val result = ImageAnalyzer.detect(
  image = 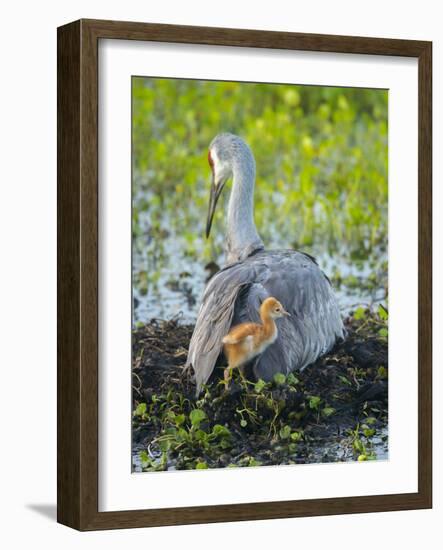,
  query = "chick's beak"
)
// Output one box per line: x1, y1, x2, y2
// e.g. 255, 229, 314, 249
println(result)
206, 175, 224, 238
282, 308, 291, 317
